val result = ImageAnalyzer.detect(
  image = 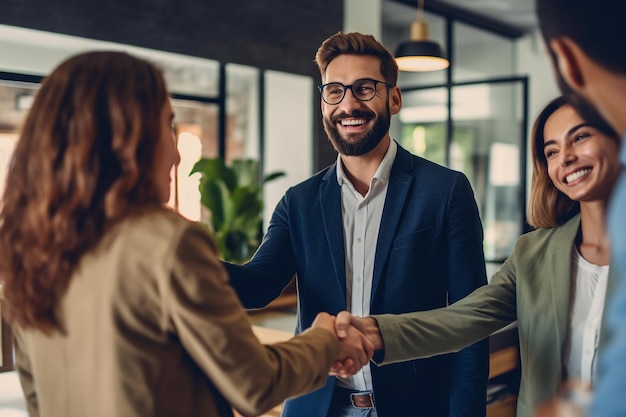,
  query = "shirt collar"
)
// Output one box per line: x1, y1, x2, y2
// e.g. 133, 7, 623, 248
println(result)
336, 139, 398, 186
